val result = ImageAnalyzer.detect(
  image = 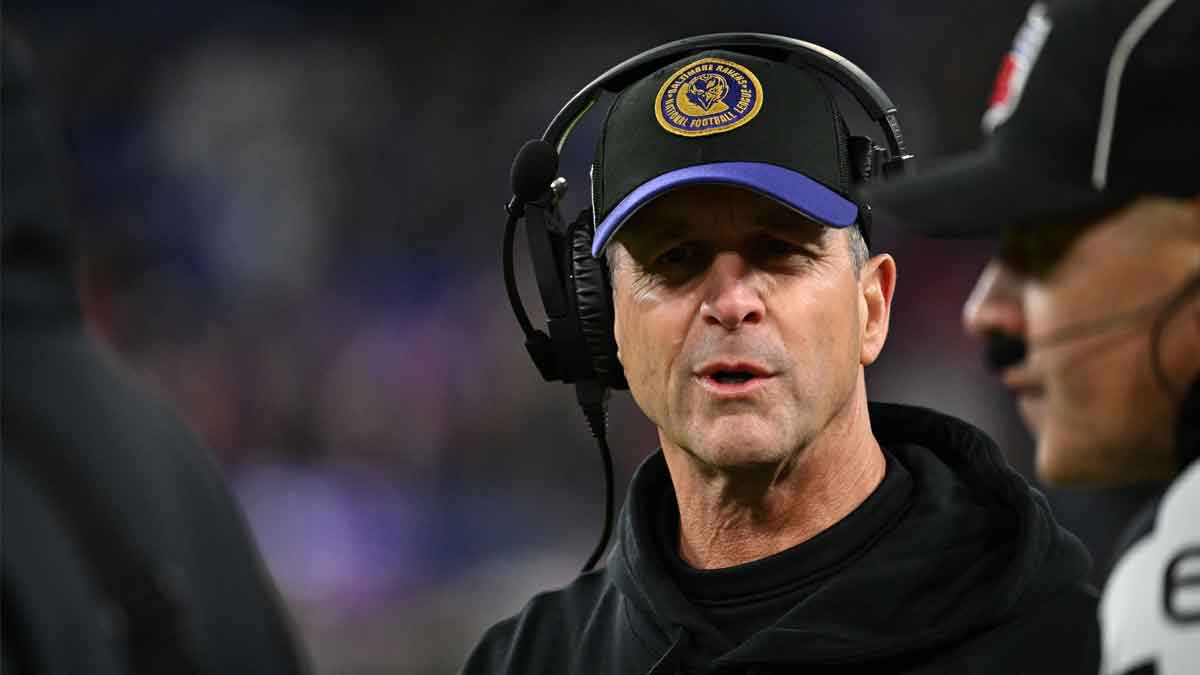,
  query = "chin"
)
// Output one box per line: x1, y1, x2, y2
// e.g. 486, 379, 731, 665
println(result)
1035, 449, 1104, 488
1033, 426, 1111, 487
689, 419, 792, 469
1034, 430, 1167, 489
